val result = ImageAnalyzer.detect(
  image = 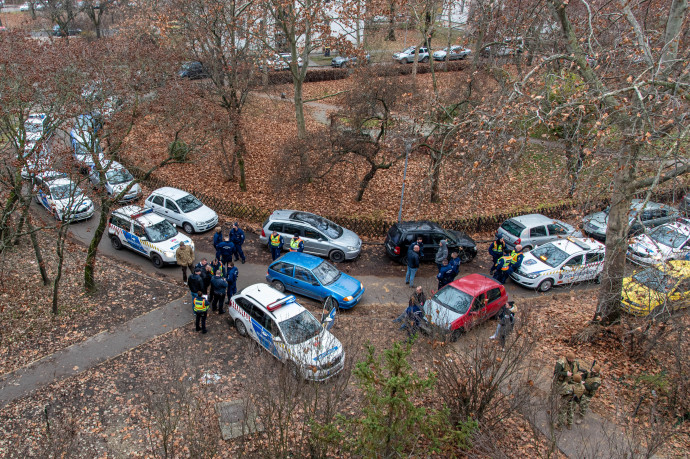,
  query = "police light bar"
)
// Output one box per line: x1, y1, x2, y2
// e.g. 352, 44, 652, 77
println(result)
266, 295, 296, 311
131, 208, 154, 219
